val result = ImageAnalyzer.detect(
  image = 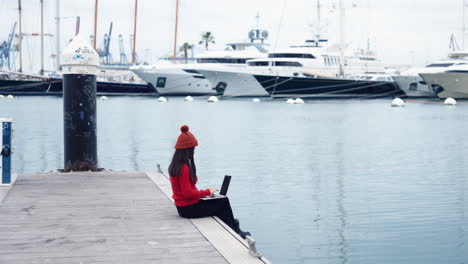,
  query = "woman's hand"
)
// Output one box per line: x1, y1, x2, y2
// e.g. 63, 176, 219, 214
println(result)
208, 187, 218, 196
